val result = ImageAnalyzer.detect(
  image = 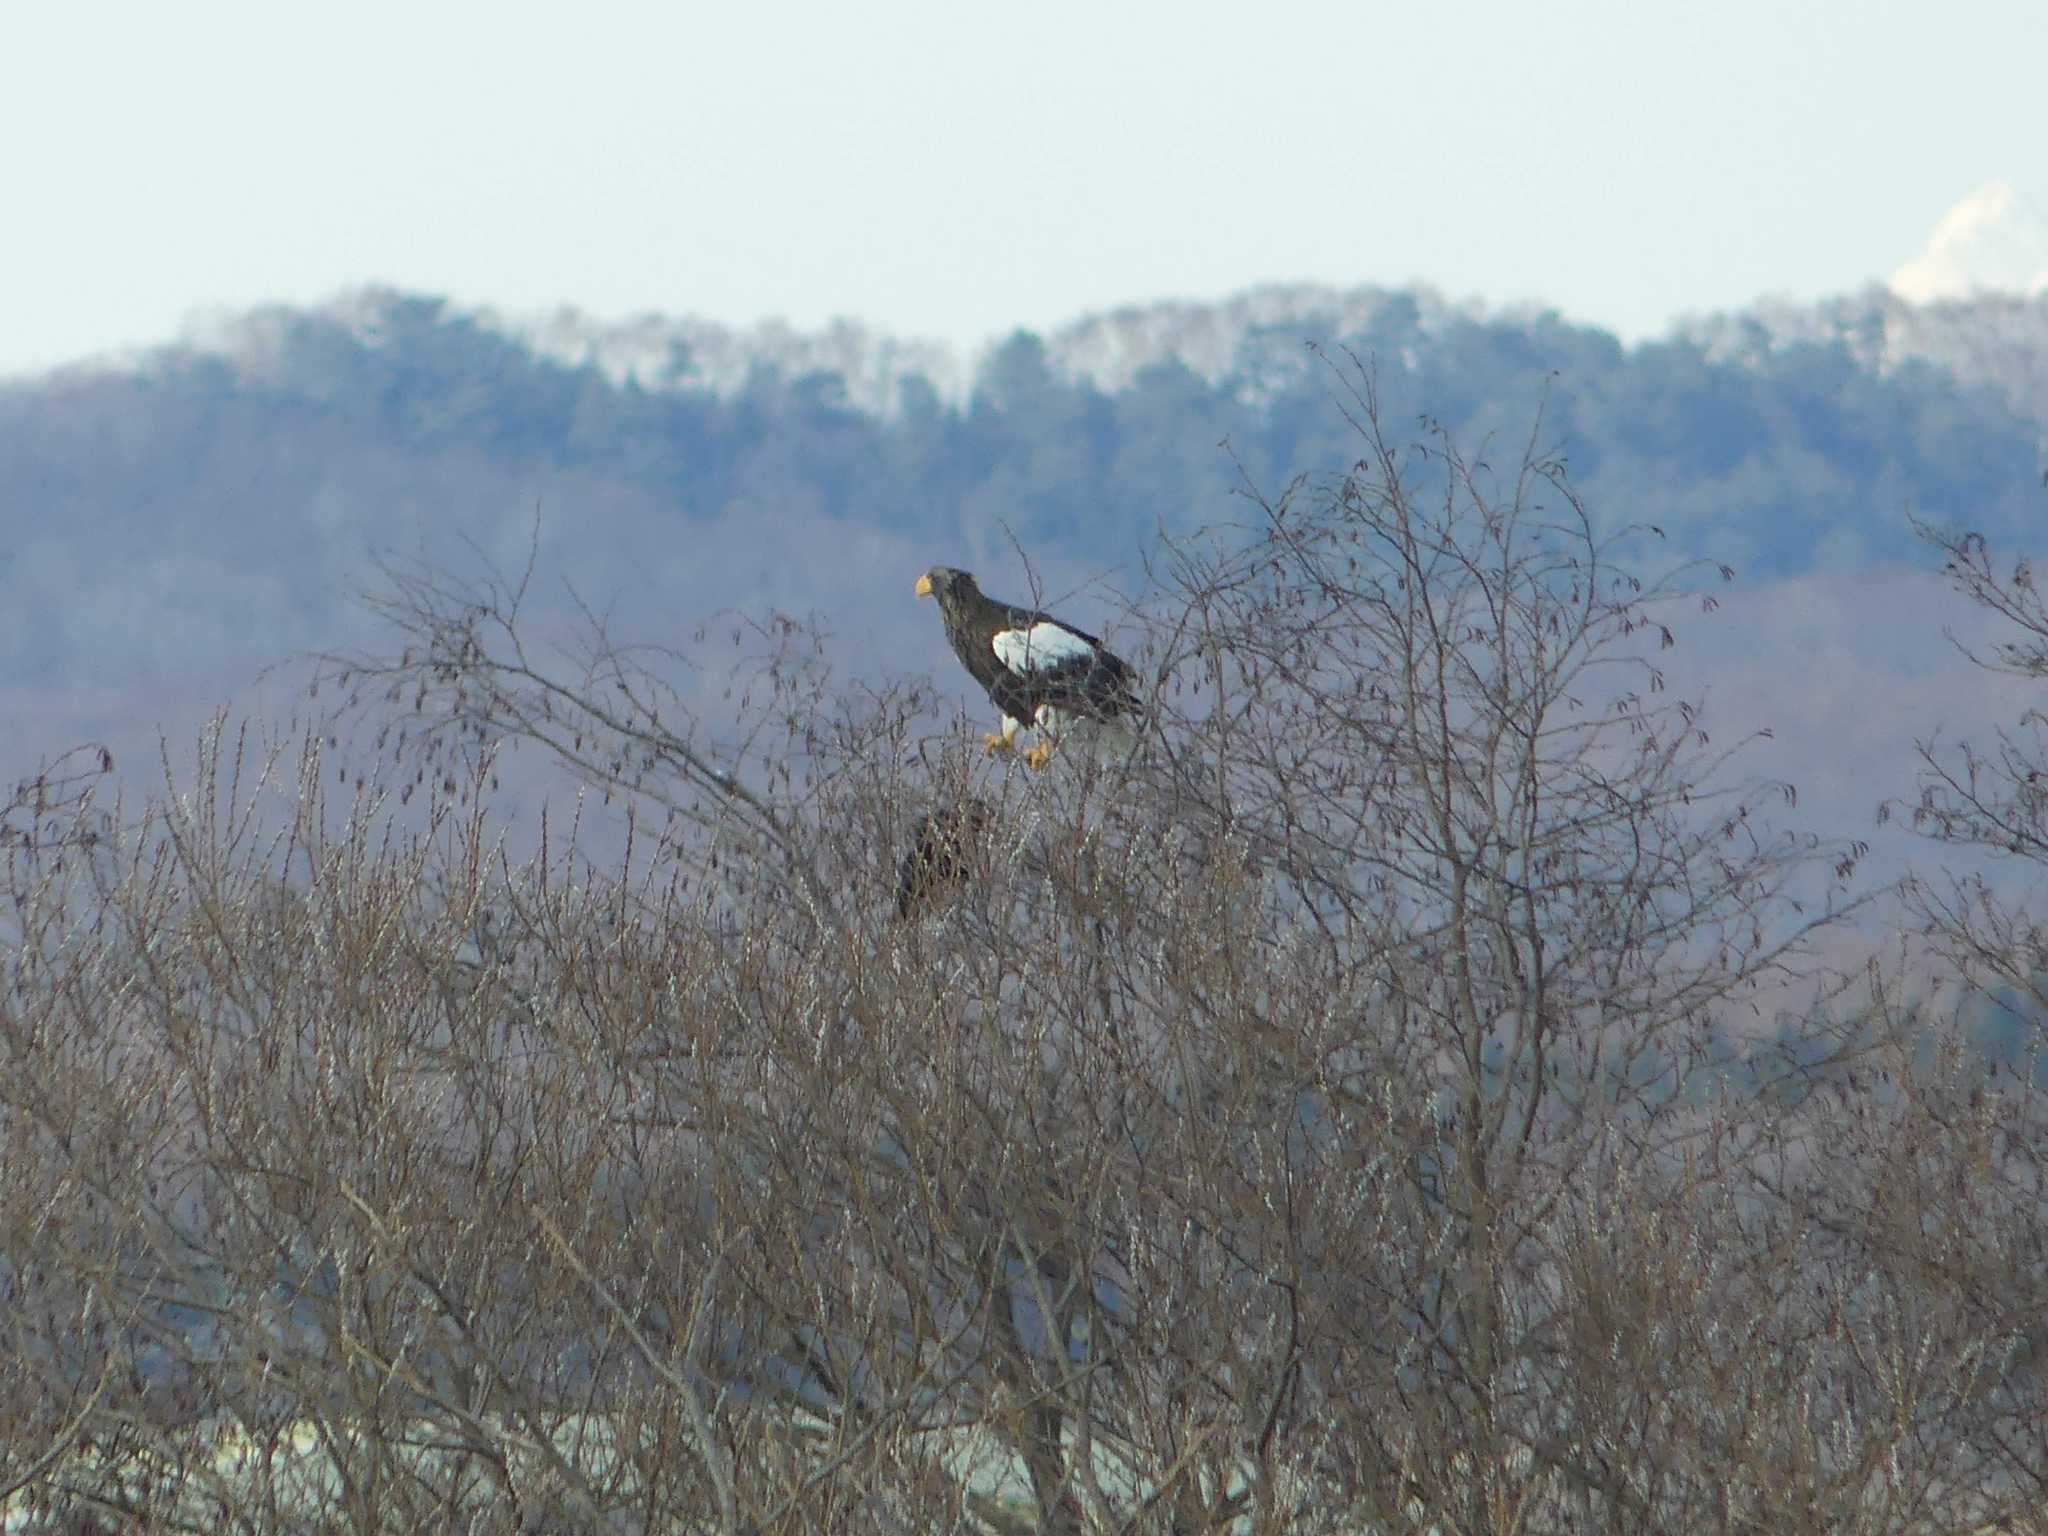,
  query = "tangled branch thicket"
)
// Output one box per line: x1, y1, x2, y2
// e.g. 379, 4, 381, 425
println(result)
2, 377, 2042, 1535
